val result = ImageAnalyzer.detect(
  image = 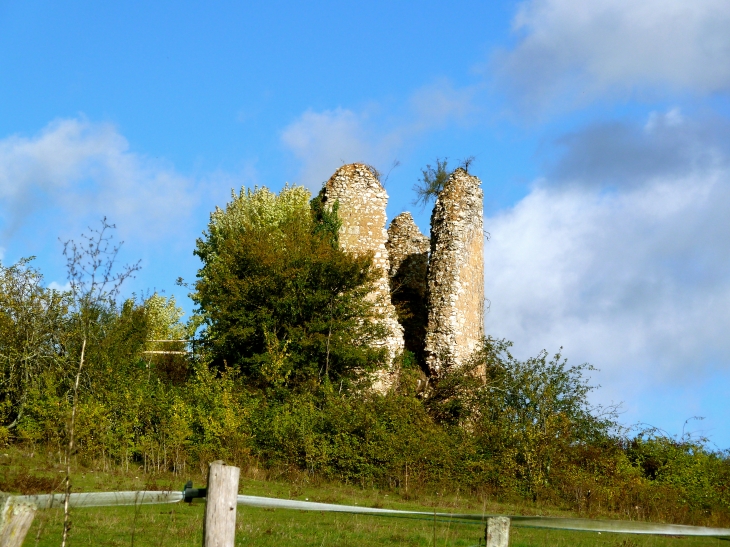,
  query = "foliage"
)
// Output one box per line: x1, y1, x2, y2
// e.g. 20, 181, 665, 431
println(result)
310, 193, 342, 245
627, 431, 730, 512
145, 293, 189, 341
426, 337, 618, 496
412, 156, 475, 207
193, 185, 388, 392
195, 184, 312, 265
1, 198, 728, 530
0, 258, 69, 429
412, 158, 451, 207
